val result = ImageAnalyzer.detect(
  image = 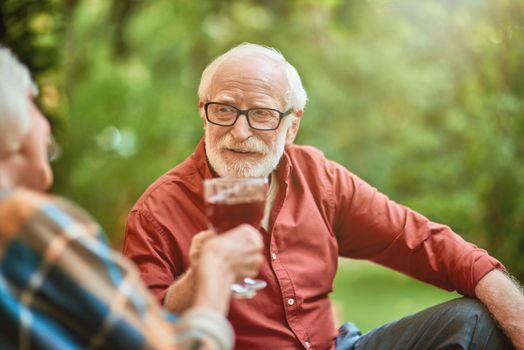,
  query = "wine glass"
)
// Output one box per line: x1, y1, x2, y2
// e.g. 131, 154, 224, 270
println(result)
203, 177, 268, 298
